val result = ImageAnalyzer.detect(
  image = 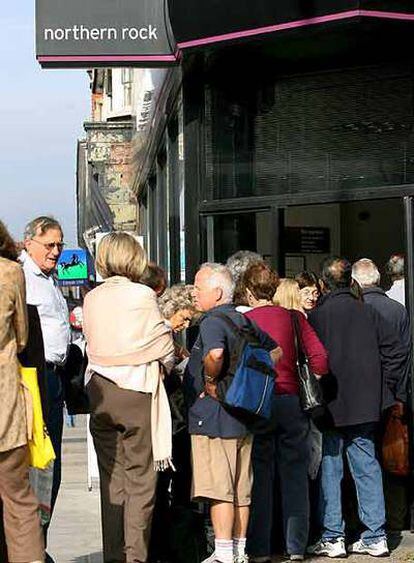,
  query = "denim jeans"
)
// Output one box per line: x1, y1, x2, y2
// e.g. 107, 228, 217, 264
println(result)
247, 395, 310, 557
320, 423, 386, 544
